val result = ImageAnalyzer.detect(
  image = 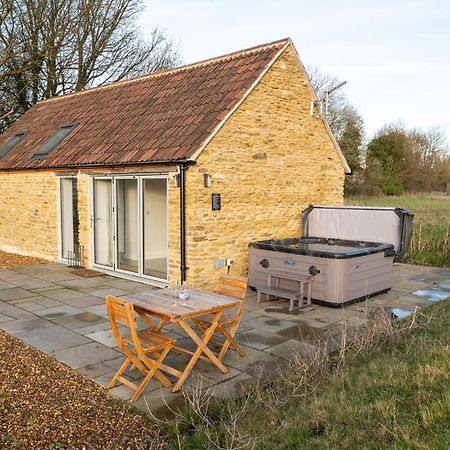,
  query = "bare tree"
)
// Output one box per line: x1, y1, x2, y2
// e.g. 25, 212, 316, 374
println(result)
0, 0, 180, 131
307, 66, 365, 182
